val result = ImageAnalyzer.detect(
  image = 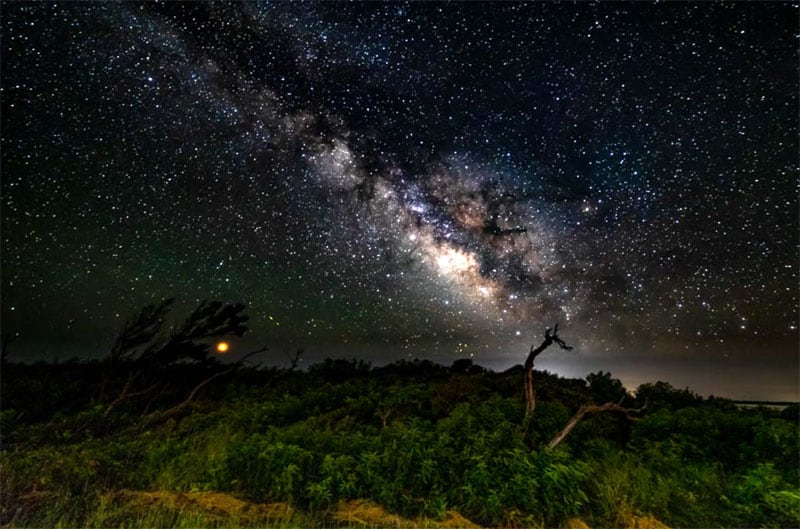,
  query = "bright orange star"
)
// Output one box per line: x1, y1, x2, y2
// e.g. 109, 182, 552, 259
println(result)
215, 341, 230, 353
